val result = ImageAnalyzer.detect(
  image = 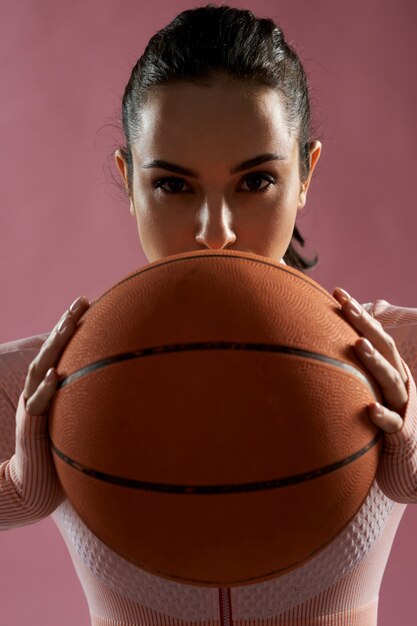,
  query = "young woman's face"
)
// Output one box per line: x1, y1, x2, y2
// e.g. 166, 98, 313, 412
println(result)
115, 76, 321, 264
